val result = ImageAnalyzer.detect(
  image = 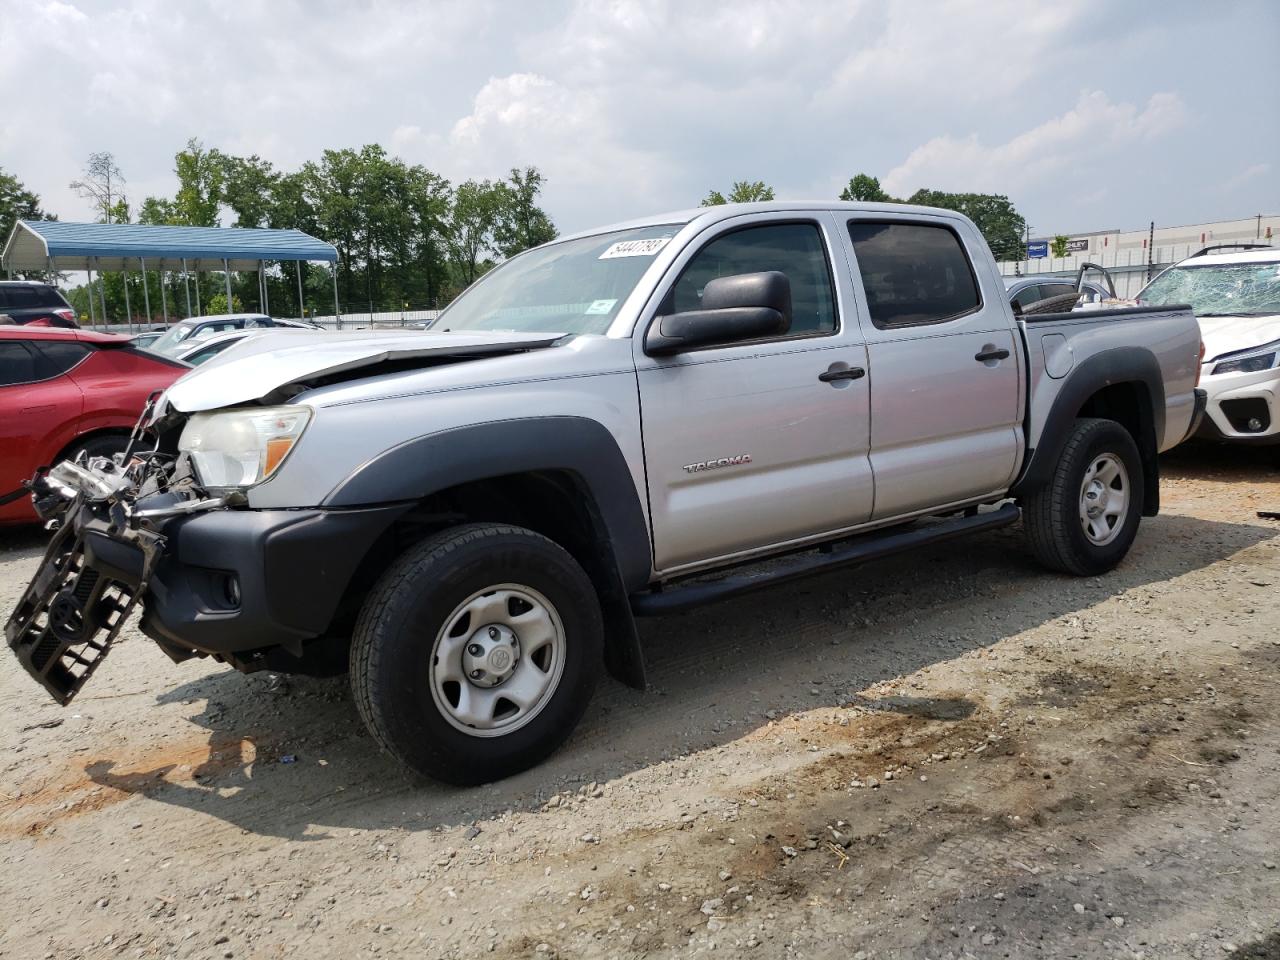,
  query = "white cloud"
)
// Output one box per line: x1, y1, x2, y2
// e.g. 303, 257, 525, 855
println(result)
0, 0, 1275, 238
1220, 162, 1271, 194
882, 91, 1189, 198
